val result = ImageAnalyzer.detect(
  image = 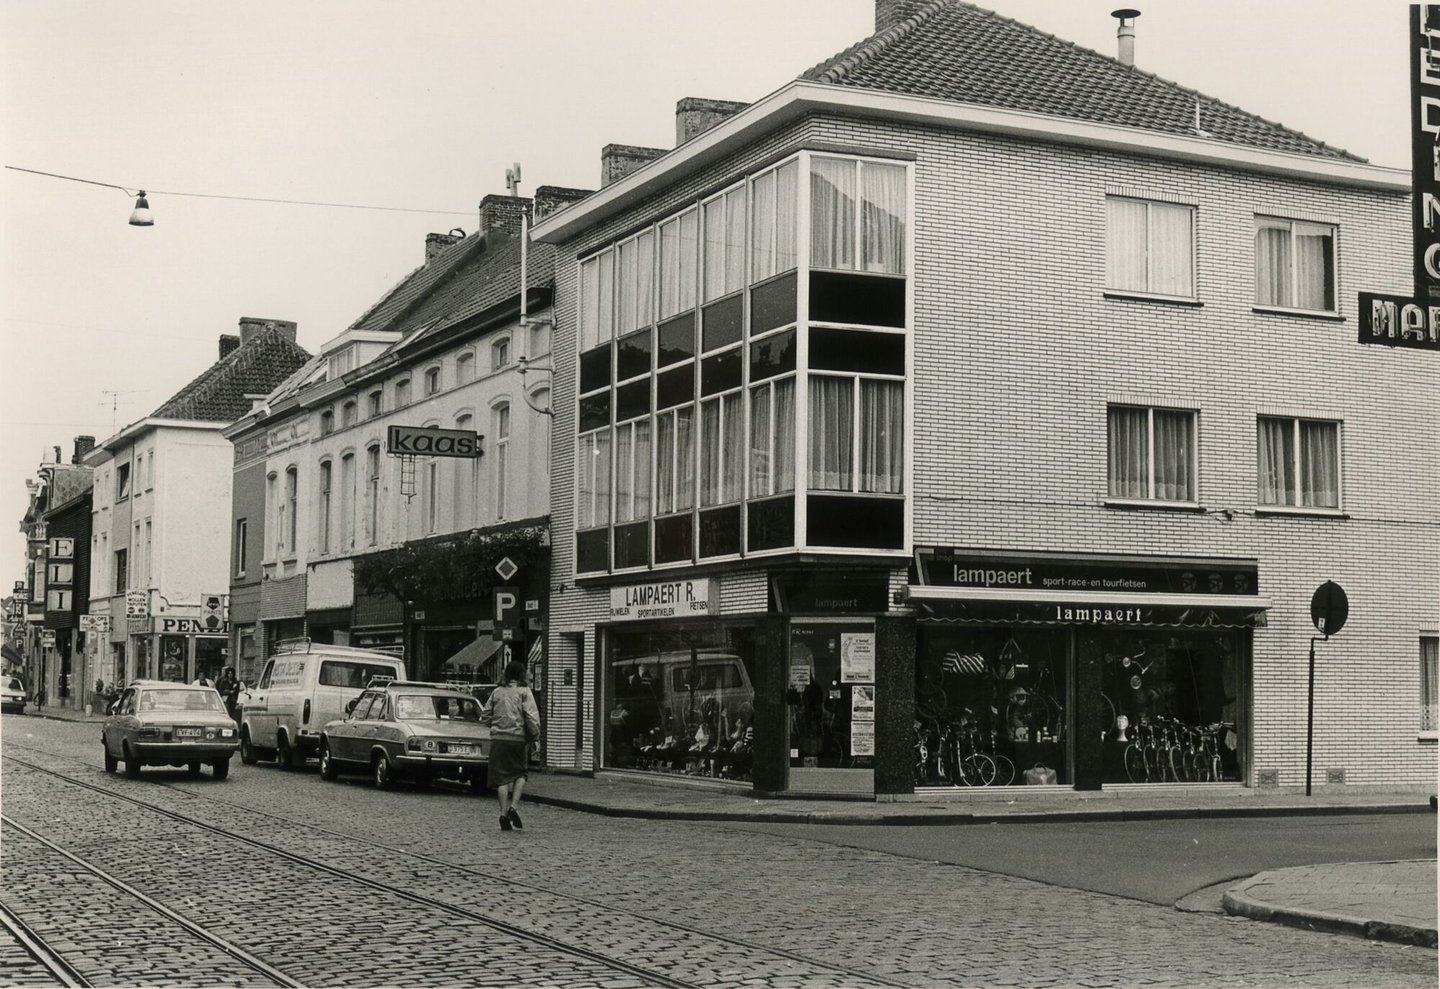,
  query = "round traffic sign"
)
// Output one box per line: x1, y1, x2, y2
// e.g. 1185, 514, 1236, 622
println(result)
1309, 580, 1349, 637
